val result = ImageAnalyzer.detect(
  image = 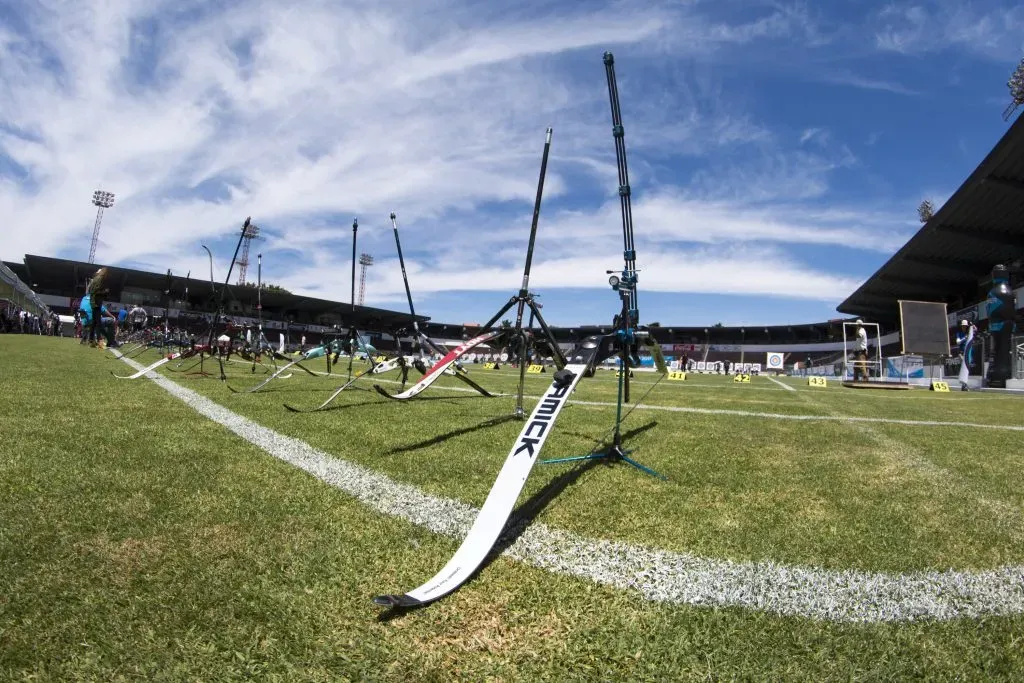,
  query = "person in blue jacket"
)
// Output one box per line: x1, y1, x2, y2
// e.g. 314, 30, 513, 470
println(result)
79, 268, 118, 348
